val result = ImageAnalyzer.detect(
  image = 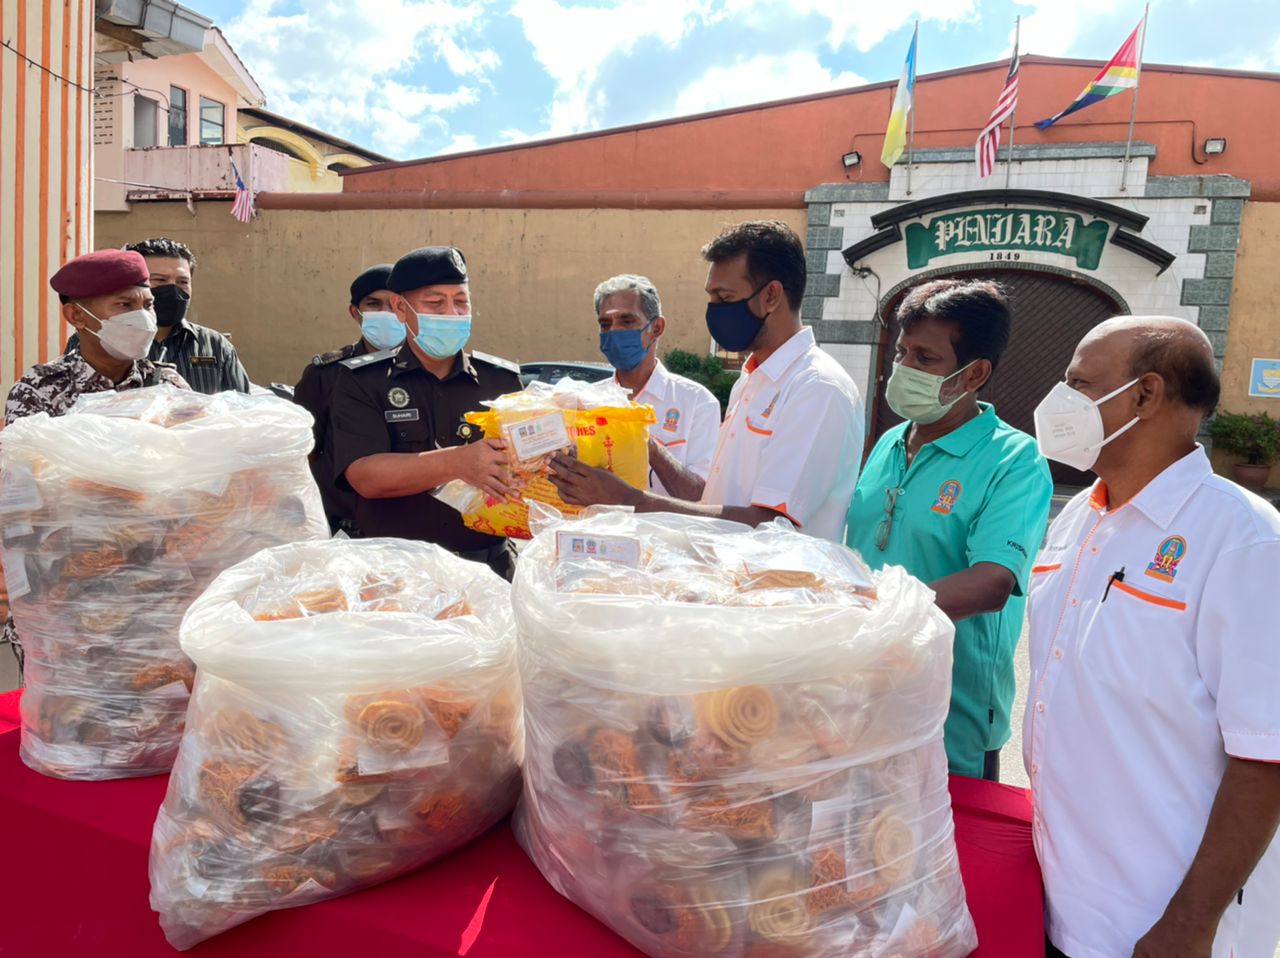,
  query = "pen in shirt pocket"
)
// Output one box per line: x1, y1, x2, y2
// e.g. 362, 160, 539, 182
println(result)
1102, 567, 1125, 602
